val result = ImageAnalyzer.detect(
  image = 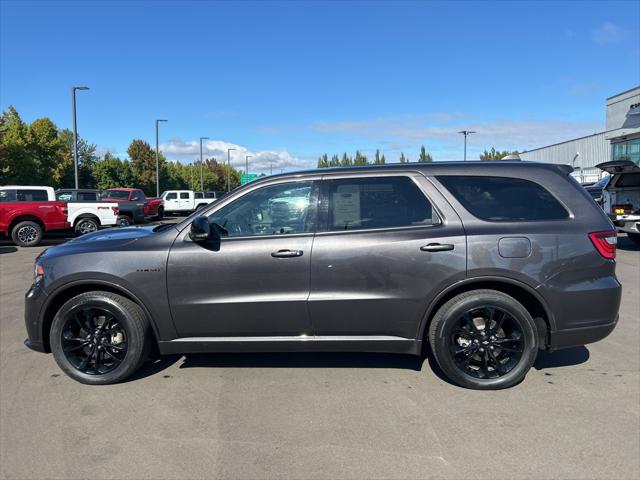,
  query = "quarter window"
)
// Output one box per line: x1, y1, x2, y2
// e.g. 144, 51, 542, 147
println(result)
326, 176, 438, 231
438, 176, 569, 221
208, 181, 314, 237
180, 192, 190, 199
